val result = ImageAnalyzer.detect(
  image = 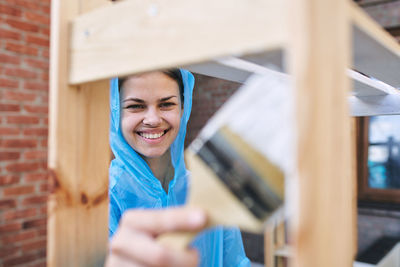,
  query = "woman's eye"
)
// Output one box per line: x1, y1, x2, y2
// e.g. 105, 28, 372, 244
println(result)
159, 102, 176, 108
125, 104, 145, 110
